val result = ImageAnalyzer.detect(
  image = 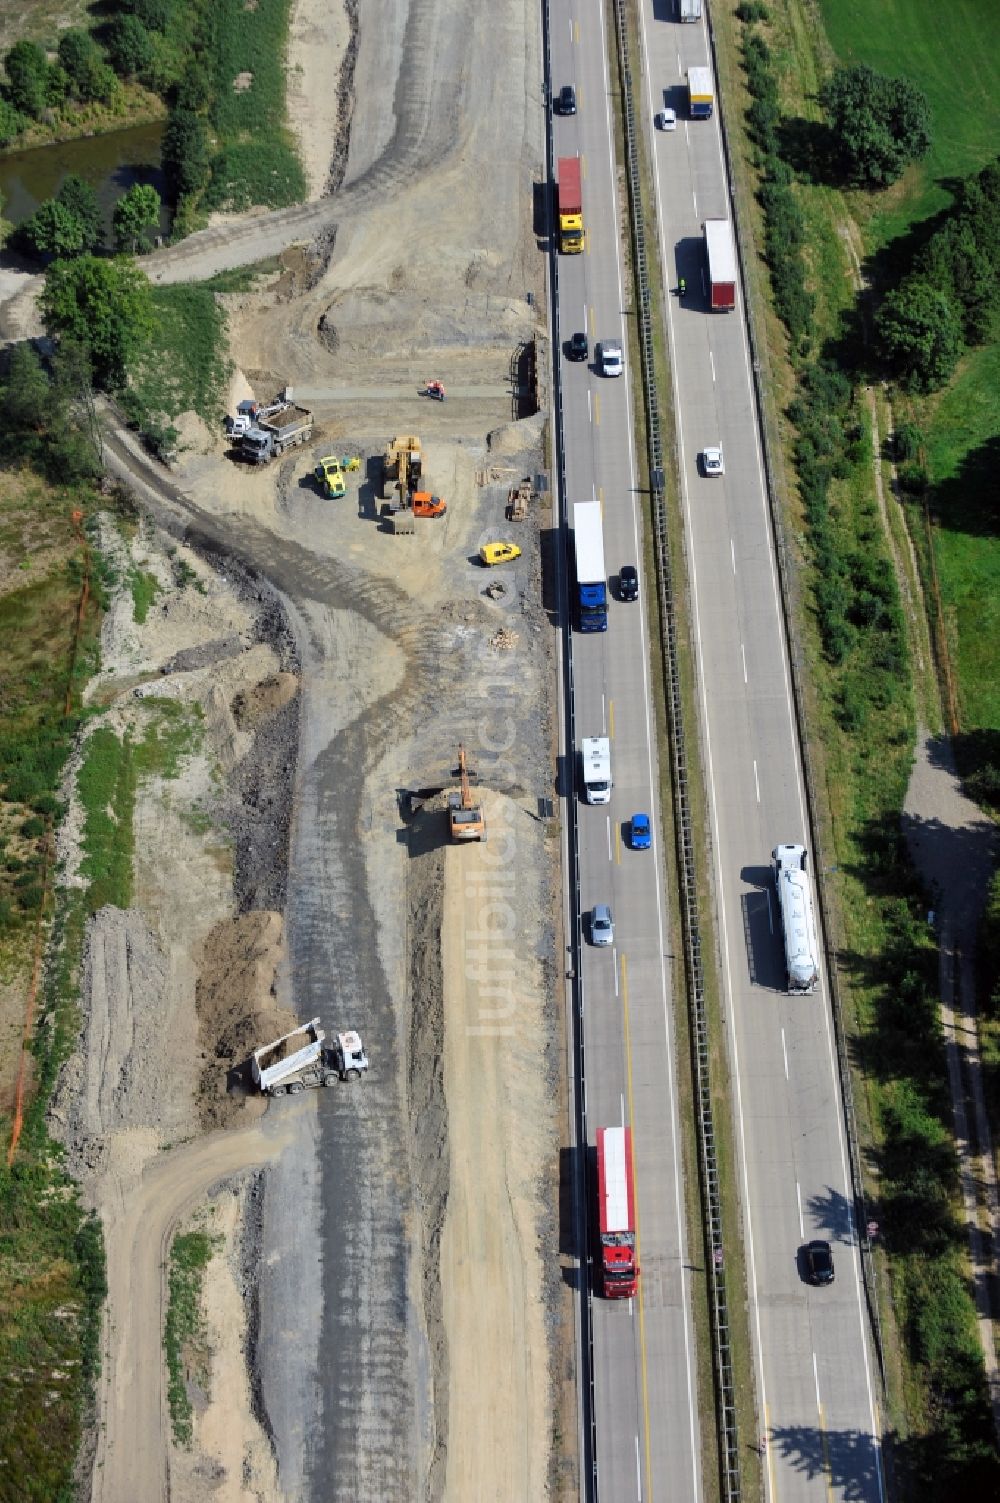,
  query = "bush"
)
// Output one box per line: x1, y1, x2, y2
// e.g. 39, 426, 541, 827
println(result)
4, 39, 50, 119
0, 97, 29, 146
125, 0, 175, 30
736, 0, 770, 18
876, 278, 963, 391
820, 64, 932, 188
161, 108, 211, 206
106, 15, 155, 80
58, 29, 115, 103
